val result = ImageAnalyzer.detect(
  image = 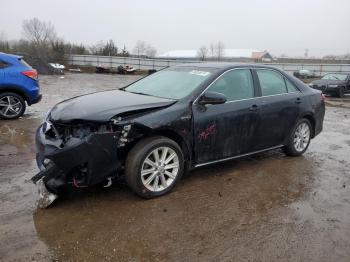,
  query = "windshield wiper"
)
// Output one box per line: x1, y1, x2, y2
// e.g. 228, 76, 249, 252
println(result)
125, 90, 177, 100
